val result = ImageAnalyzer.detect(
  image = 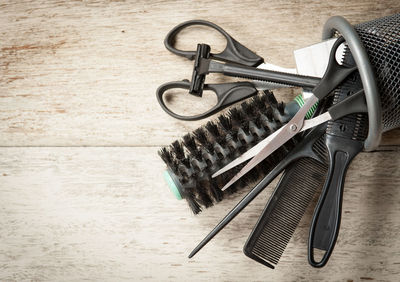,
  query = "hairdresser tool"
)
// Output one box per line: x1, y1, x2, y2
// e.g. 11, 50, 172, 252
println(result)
309, 72, 366, 267
158, 21, 337, 213
245, 52, 364, 269
243, 125, 329, 268
159, 91, 302, 213
307, 12, 400, 266
157, 19, 325, 121
189, 14, 400, 265
244, 15, 400, 267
